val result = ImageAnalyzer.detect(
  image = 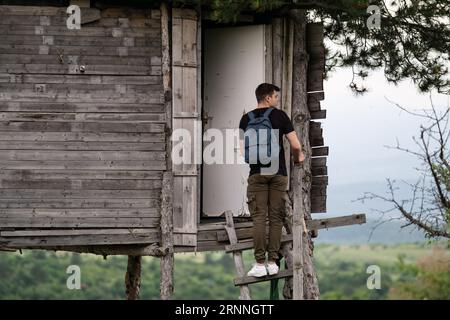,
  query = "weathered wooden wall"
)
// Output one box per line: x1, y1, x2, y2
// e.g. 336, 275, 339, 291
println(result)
0, 5, 165, 247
